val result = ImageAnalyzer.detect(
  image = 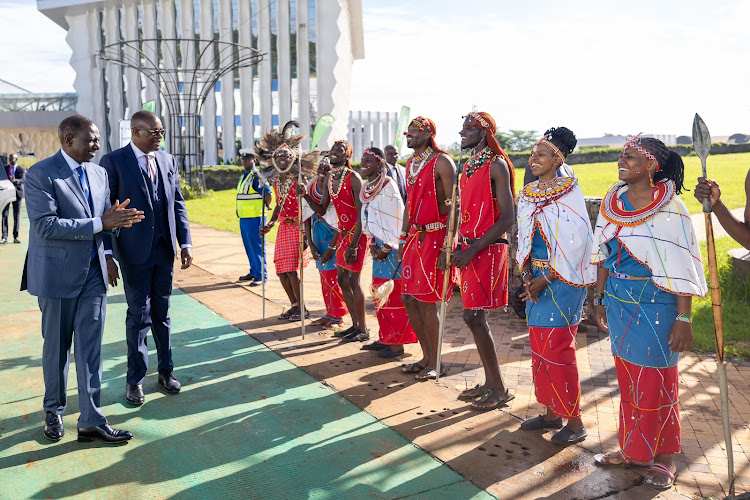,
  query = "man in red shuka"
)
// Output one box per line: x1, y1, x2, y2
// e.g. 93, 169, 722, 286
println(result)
397, 117, 457, 380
